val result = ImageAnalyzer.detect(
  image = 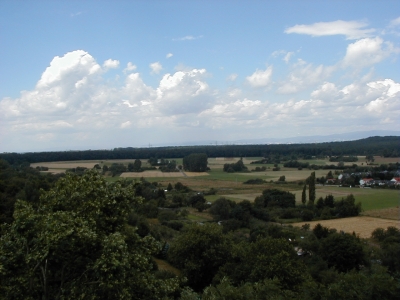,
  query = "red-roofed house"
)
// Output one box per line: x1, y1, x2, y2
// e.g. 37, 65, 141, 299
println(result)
390, 177, 400, 185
